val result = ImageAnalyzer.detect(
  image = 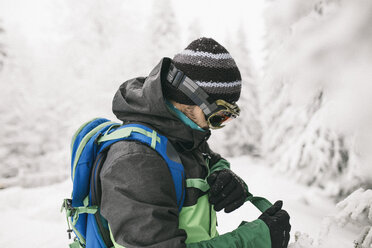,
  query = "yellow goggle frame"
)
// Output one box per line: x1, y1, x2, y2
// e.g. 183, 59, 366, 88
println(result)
207, 100, 240, 129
